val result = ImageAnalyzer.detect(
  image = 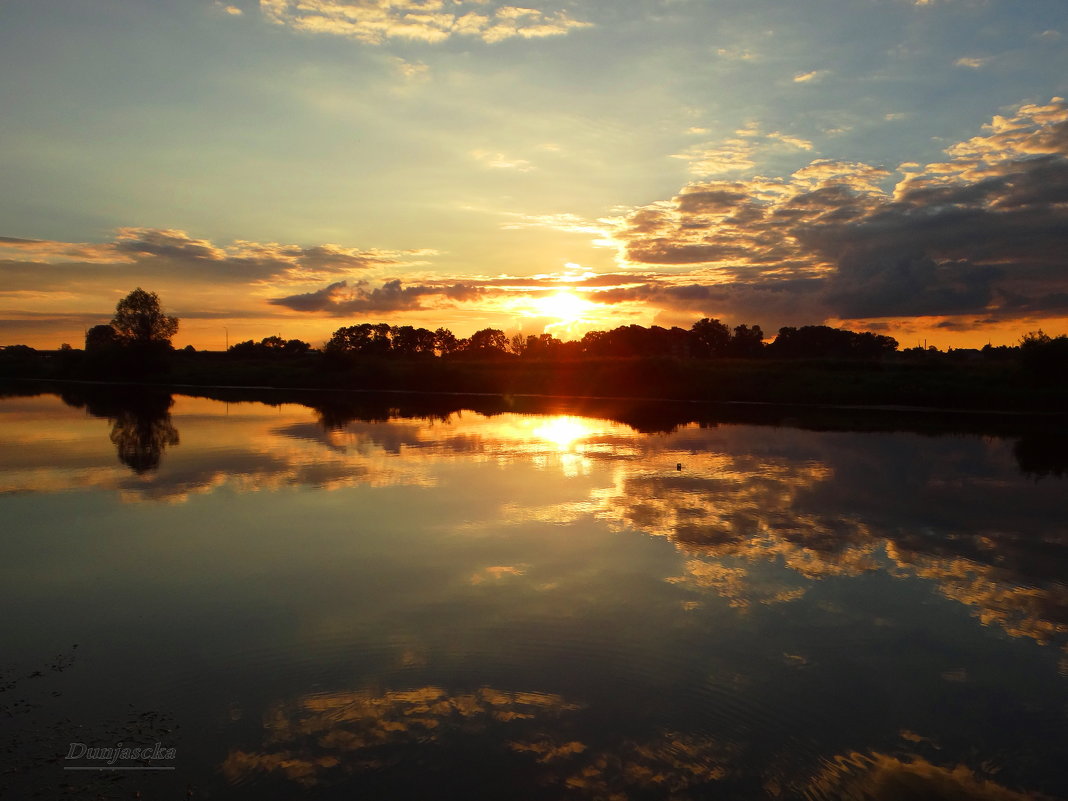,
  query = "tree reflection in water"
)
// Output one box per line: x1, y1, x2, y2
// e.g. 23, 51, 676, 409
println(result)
60, 388, 179, 473
108, 398, 179, 473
